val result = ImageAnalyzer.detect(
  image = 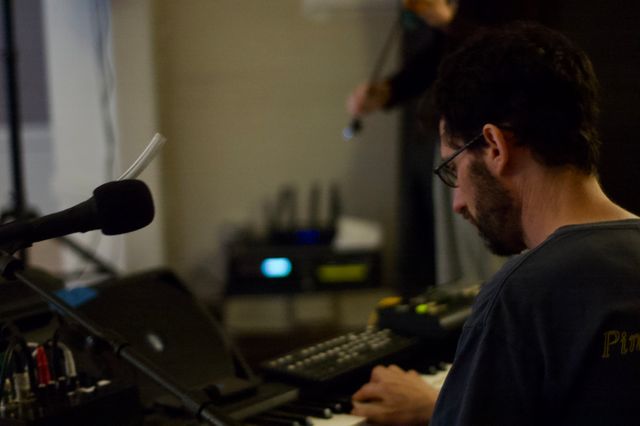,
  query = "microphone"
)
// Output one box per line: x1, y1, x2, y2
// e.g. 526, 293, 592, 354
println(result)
0, 180, 155, 252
